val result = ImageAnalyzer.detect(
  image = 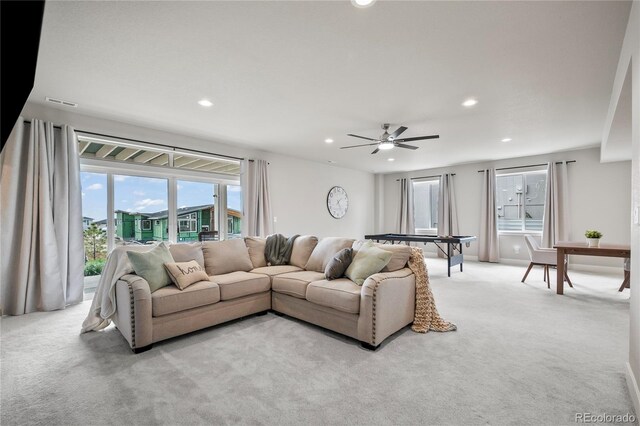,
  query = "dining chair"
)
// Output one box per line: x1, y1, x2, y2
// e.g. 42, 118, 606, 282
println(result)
619, 258, 630, 292
522, 235, 573, 289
